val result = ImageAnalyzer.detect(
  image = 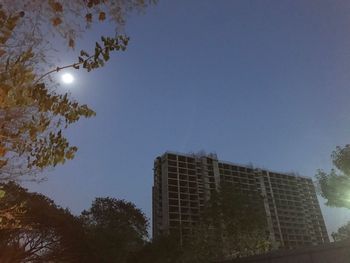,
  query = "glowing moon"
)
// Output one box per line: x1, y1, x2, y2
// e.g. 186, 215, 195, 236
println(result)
61, 73, 74, 84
